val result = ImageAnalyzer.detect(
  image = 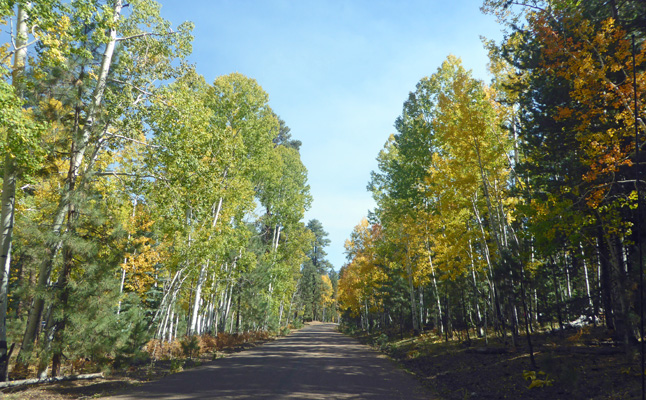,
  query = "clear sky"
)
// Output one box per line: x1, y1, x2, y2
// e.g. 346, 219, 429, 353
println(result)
157, 0, 504, 270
